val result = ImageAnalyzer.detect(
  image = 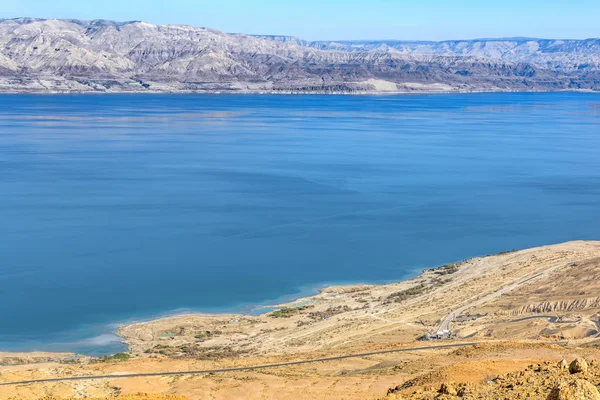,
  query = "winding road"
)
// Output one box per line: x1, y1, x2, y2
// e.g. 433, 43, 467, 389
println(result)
0, 263, 573, 387
436, 262, 568, 334
0, 342, 479, 386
